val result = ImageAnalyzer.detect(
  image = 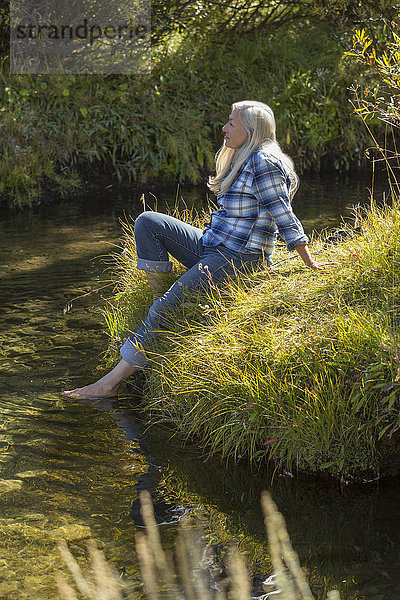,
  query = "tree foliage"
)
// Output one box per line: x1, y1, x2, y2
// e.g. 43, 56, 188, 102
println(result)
0, 0, 9, 56
0, 1, 396, 206
346, 24, 400, 128
345, 17, 400, 191
151, 0, 397, 44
